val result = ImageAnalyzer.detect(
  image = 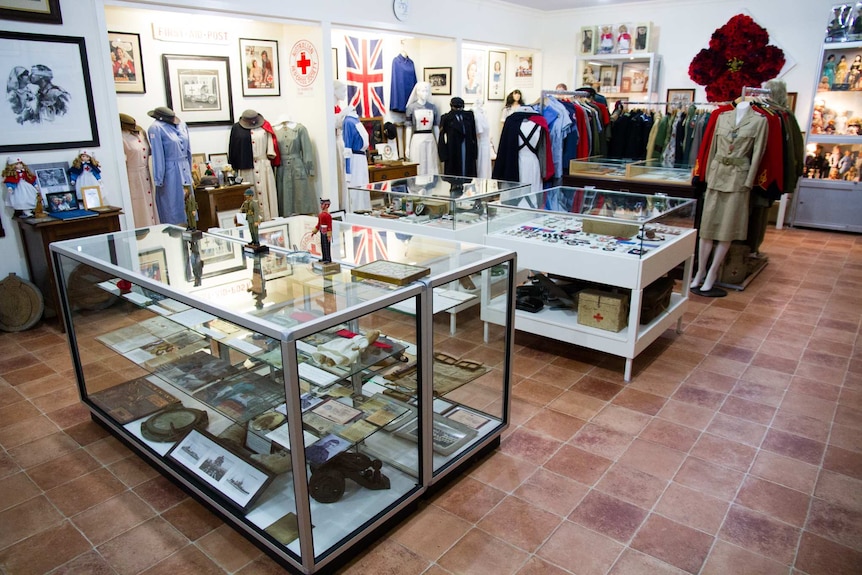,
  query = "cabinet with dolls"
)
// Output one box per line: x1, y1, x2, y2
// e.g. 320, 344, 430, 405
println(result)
793, 6, 862, 232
